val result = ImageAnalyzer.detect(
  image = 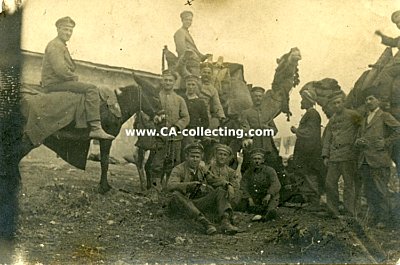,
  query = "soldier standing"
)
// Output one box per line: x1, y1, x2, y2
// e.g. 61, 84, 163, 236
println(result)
145, 70, 189, 189
240, 86, 280, 172
322, 91, 363, 218
180, 74, 209, 158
